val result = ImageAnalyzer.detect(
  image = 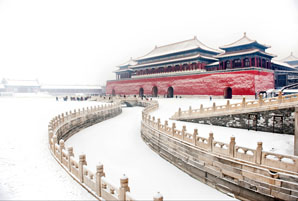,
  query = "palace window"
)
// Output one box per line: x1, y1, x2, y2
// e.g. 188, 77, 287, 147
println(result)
225, 60, 231, 69
244, 58, 250, 67
233, 59, 241, 68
